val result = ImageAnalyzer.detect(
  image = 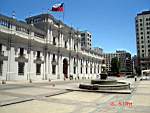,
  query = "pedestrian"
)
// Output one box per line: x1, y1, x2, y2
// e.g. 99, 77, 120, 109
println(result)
135, 75, 137, 81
